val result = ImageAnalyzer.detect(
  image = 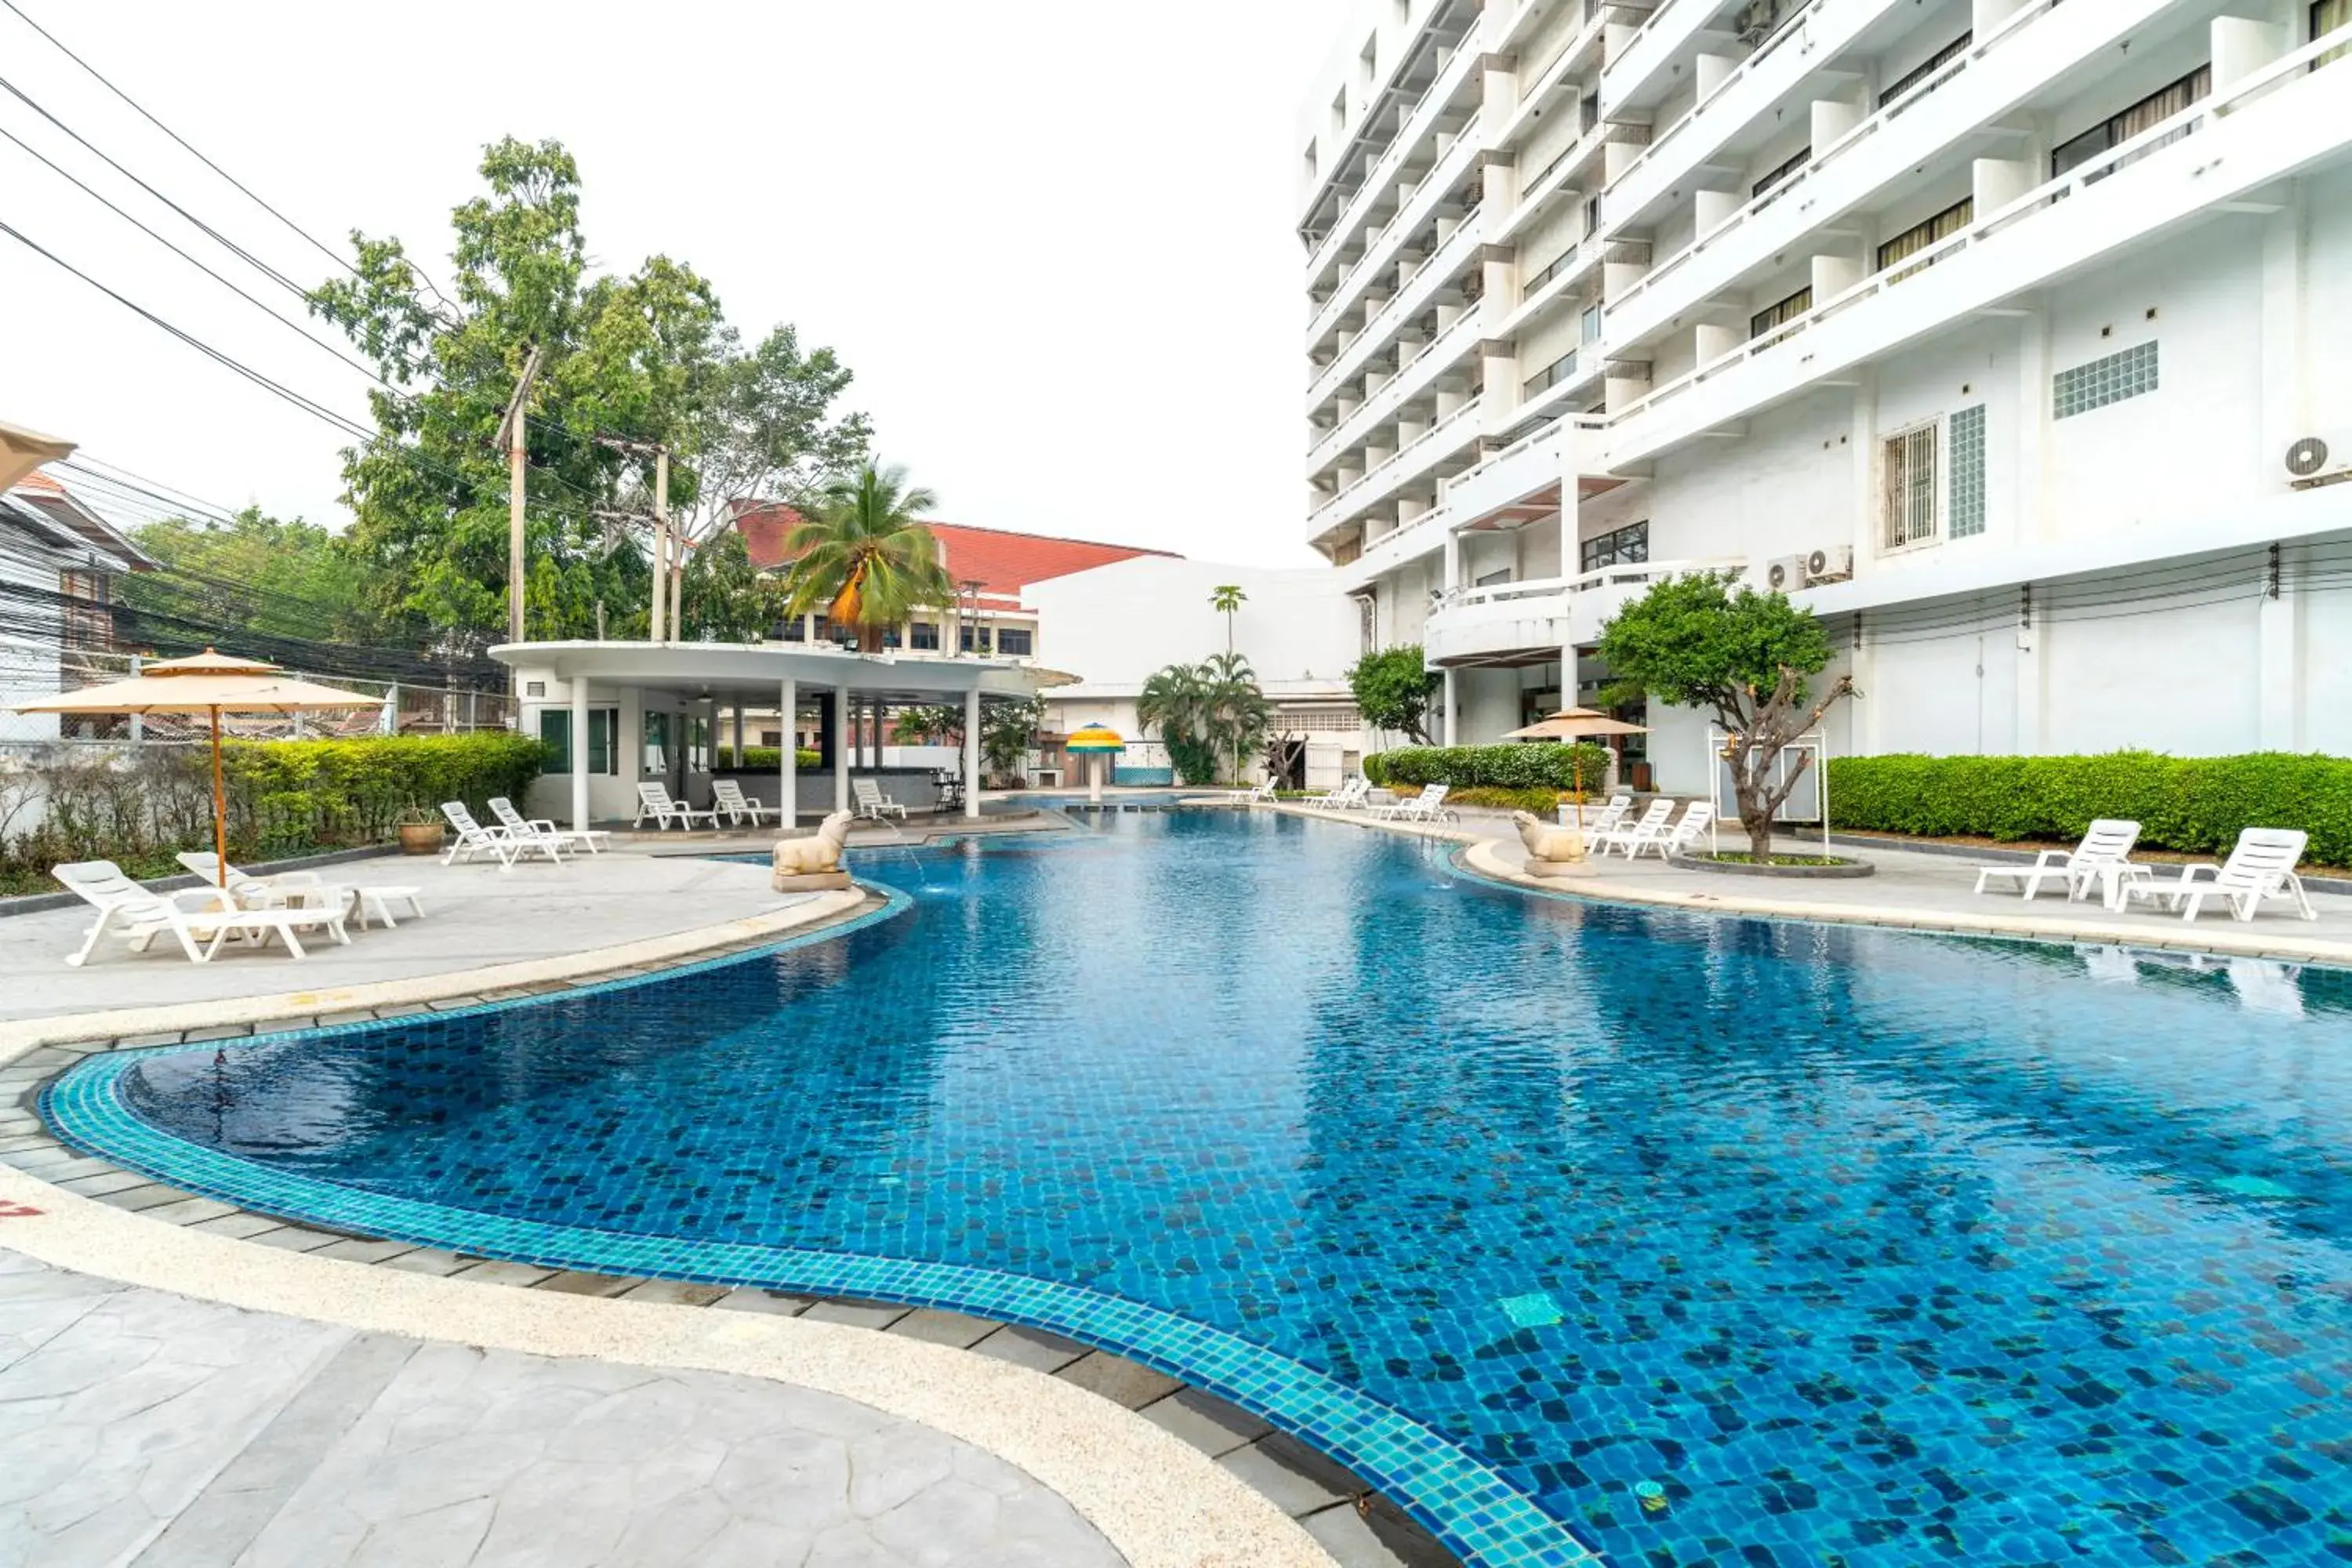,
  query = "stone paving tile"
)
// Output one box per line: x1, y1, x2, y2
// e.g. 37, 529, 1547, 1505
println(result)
91, 1183, 205, 1214
531, 1269, 638, 1298
241, 1227, 347, 1254
186, 1212, 296, 1241
53, 1171, 154, 1199
615, 1279, 731, 1308
884, 1307, 1000, 1348
1302, 1496, 1463, 1568
374, 1249, 474, 1278
1138, 1386, 1274, 1457
309, 1238, 418, 1265
138, 1196, 241, 1227
444, 1260, 558, 1290
1221, 1431, 1364, 1517
797, 1298, 913, 1330
966, 1325, 1091, 1375
1057, 1350, 1185, 1410
710, 1287, 815, 1317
